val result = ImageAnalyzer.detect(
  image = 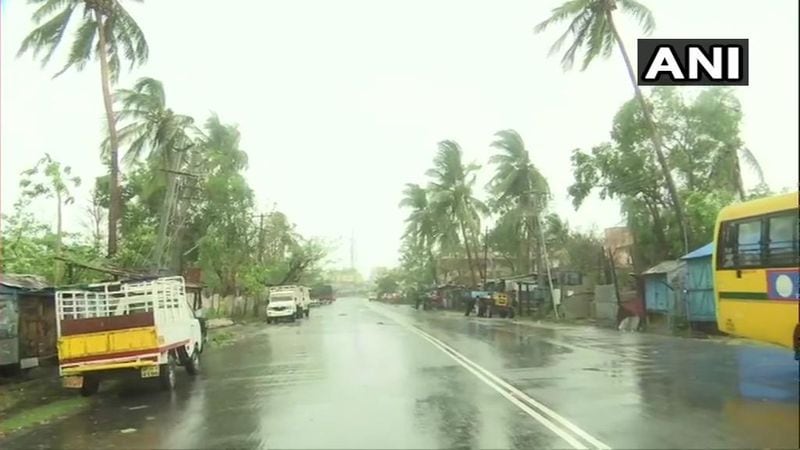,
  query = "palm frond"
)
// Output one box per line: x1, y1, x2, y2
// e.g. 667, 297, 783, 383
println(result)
18, 3, 77, 66
534, 0, 591, 34
619, 0, 655, 34
55, 16, 97, 76
738, 146, 765, 184
31, 0, 75, 23
582, 8, 609, 70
